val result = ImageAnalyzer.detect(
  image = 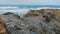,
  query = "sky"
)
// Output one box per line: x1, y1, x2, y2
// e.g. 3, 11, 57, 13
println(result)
0, 0, 60, 5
